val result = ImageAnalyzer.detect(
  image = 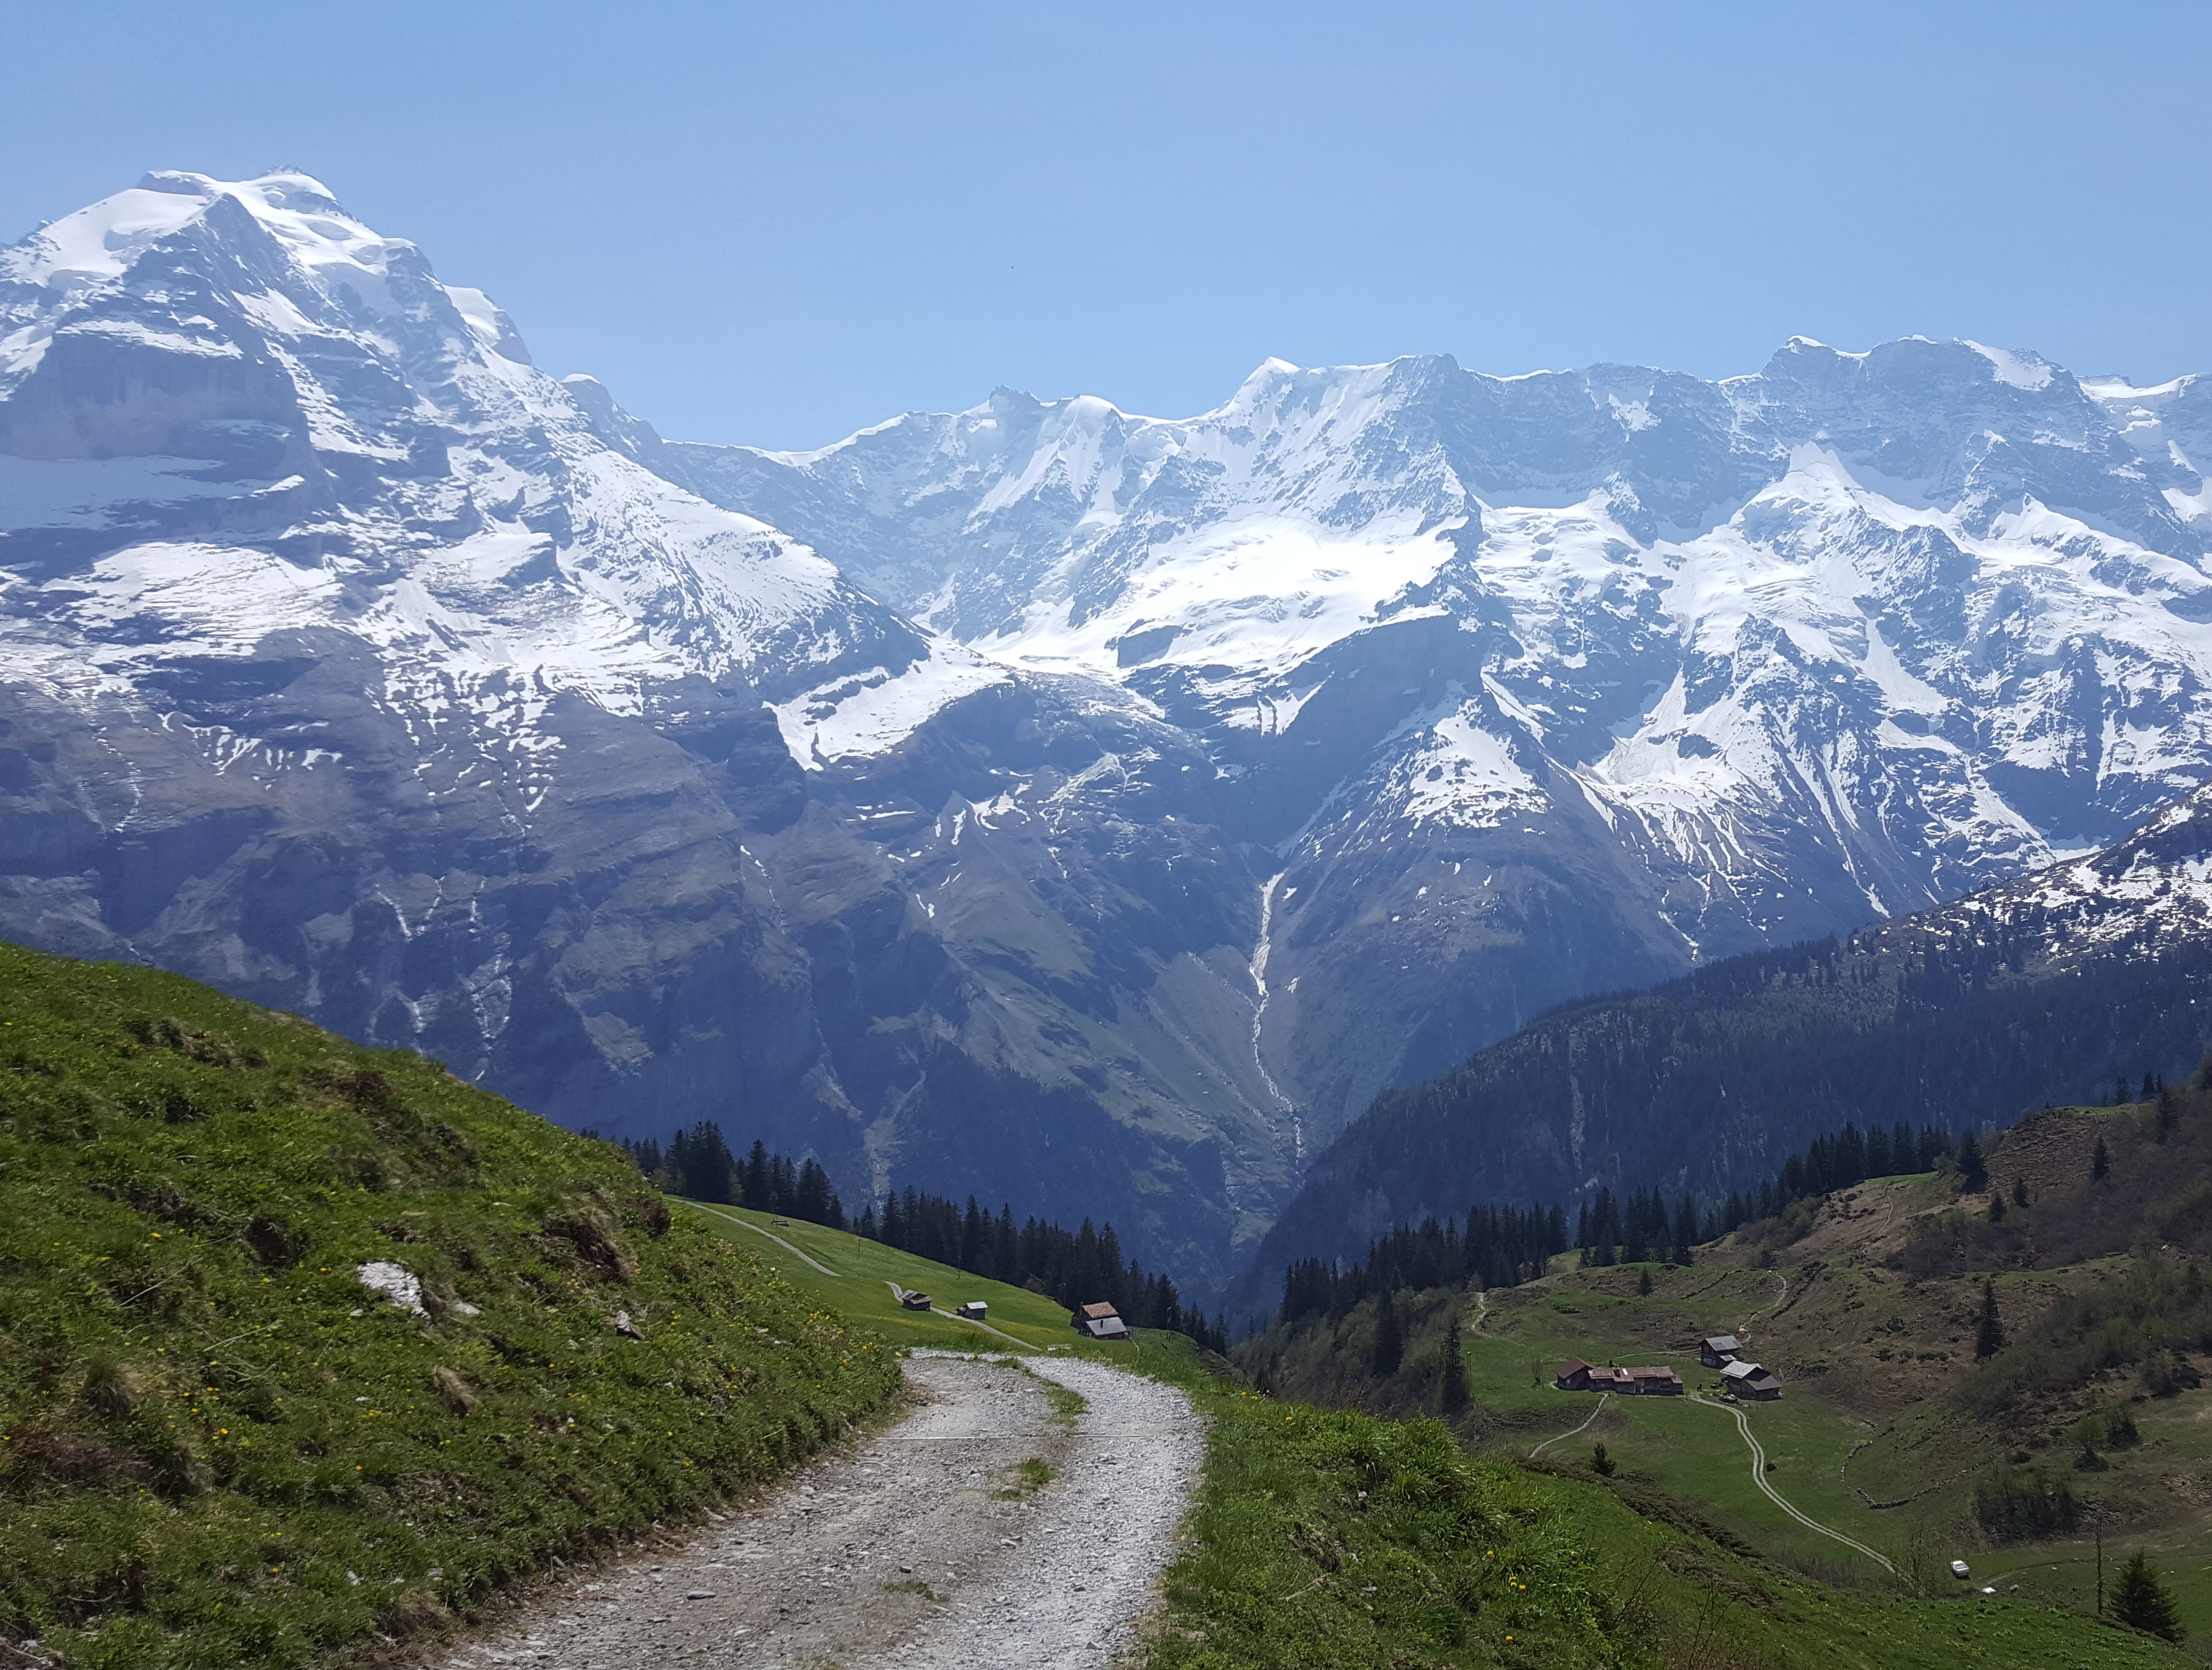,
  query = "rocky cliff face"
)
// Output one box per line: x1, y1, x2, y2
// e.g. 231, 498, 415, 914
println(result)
5, 169, 2211, 1300
651, 341, 2212, 1152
